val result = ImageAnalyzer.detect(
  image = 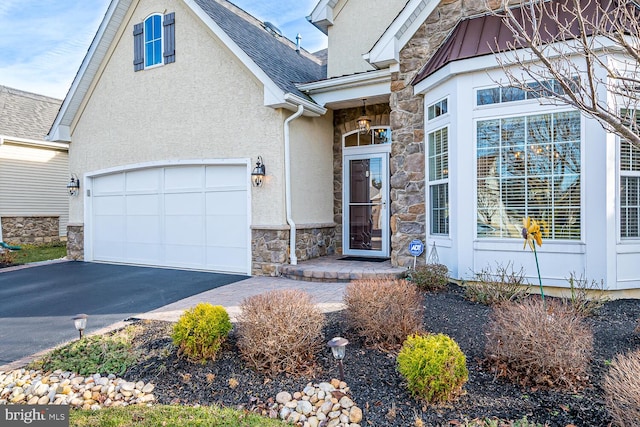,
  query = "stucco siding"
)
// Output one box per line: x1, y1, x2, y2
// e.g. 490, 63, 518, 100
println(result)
69, 0, 287, 227
0, 142, 69, 236
289, 111, 334, 225
327, 0, 406, 78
